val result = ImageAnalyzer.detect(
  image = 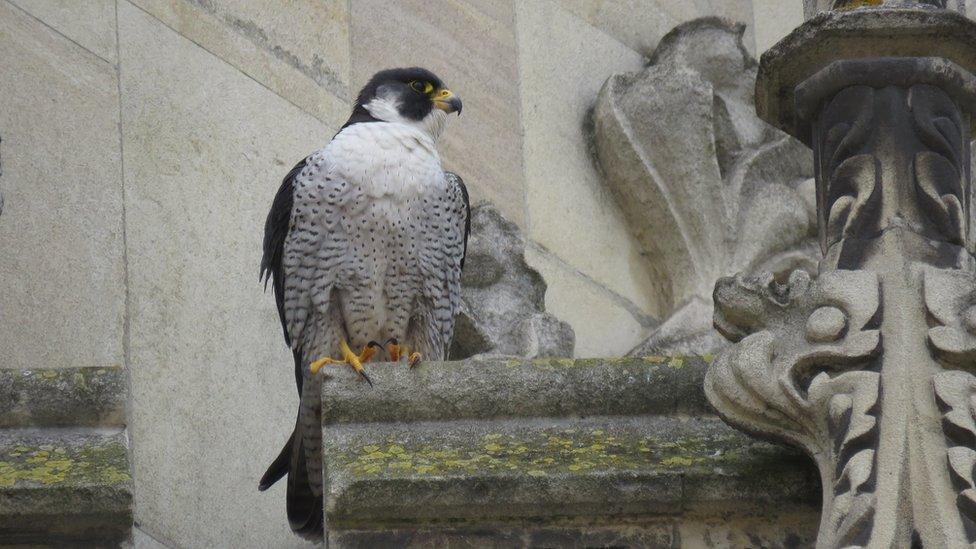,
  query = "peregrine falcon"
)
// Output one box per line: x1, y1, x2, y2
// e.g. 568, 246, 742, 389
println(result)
257, 67, 468, 539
